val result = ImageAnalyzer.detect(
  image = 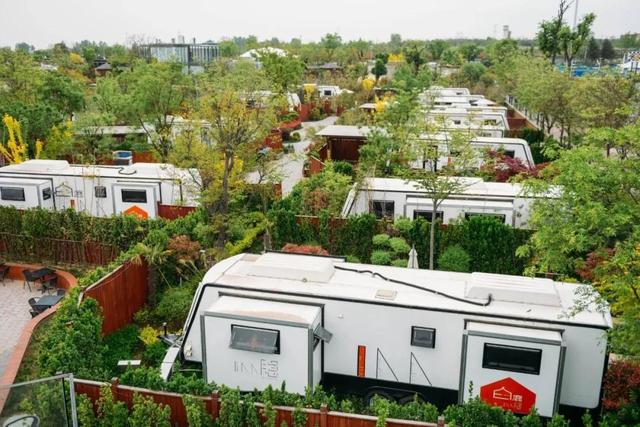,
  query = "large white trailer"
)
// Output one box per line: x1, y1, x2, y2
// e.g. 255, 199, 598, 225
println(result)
0, 160, 198, 218
341, 177, 553, 228
425, 108, 510, 138
181, 252, 610, 418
